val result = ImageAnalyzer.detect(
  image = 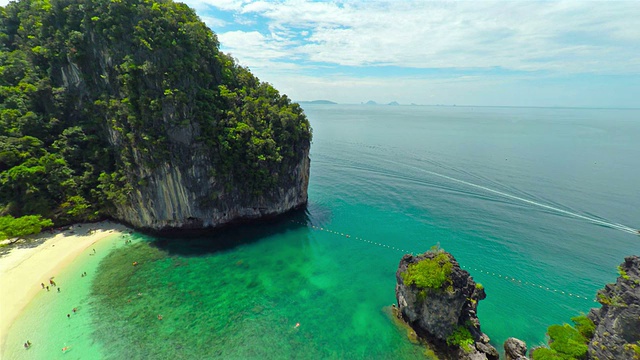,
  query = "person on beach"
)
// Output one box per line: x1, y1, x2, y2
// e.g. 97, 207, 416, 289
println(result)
57, 288, 60, 293
41, 283, 45, 289
46, 286, 49, 291
83, 271, 87, 276
73, 307, 77, 313
93, 248, 96, 254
